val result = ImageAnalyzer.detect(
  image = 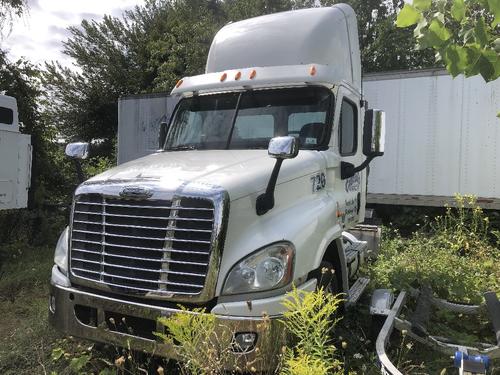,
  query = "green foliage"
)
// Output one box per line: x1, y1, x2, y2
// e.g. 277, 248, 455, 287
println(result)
156, 306, 236, 375
280, 287, 344, 375
396, 0, 500, 81
83, 155, 116, 178
370, 195, 500, 304
397, 4, 422, 27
